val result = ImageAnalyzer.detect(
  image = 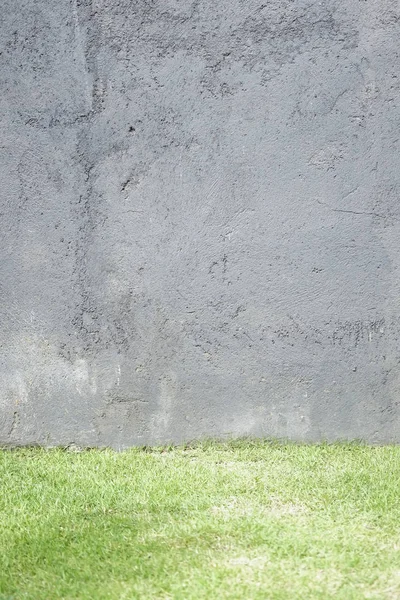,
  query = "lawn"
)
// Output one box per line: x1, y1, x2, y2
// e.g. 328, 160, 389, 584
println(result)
1, 441, 400, 599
